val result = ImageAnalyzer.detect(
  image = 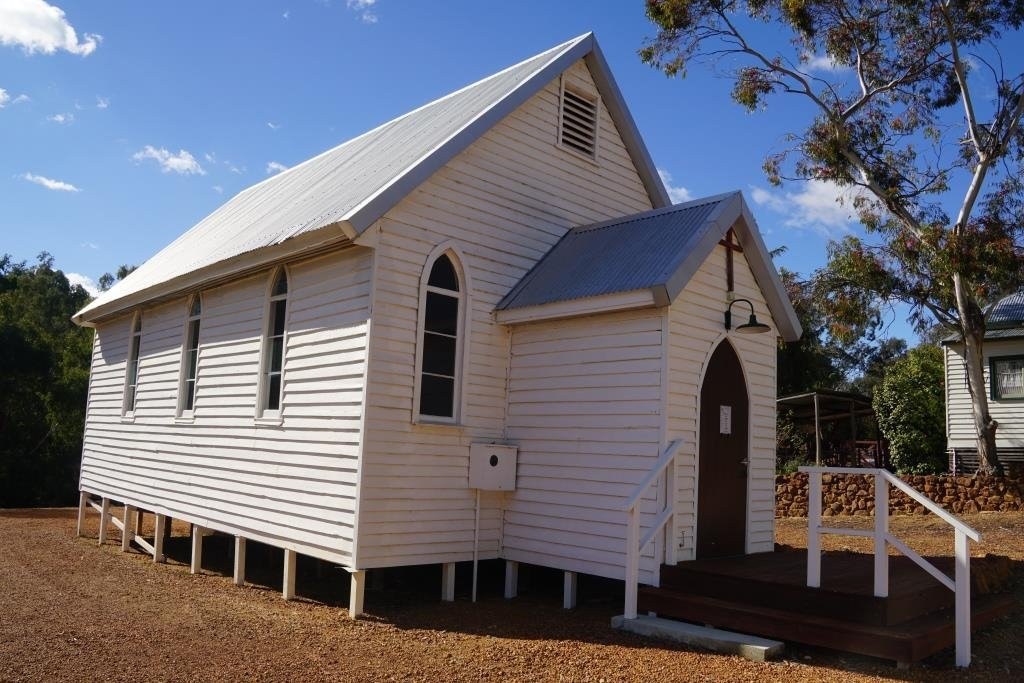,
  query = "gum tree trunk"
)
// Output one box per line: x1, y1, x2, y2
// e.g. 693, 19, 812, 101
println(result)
954, 274, 1002, 475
